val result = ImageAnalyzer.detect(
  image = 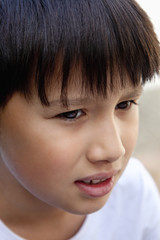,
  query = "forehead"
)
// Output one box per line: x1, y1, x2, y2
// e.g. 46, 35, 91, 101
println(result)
44, 67, 142, 104
30, 57, 142, 107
